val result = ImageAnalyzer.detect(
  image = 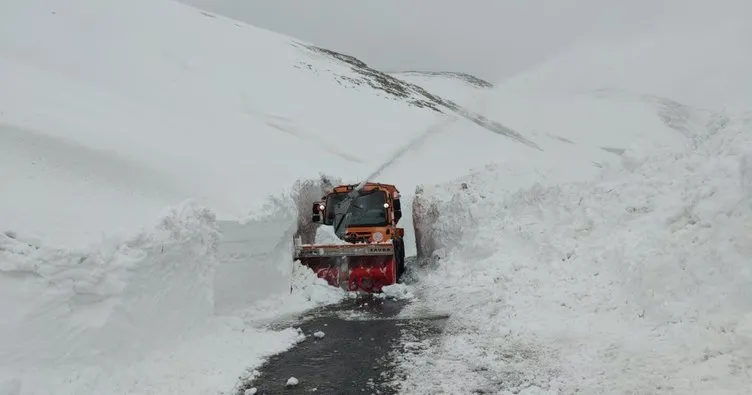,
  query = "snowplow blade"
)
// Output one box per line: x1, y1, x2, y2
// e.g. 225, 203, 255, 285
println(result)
293, 241, 397, 293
